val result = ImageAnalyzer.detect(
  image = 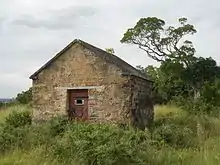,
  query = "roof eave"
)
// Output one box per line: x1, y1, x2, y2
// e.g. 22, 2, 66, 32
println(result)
29, 39, 153, 82
121, 72, 153, 83
29, 39, 80, 80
